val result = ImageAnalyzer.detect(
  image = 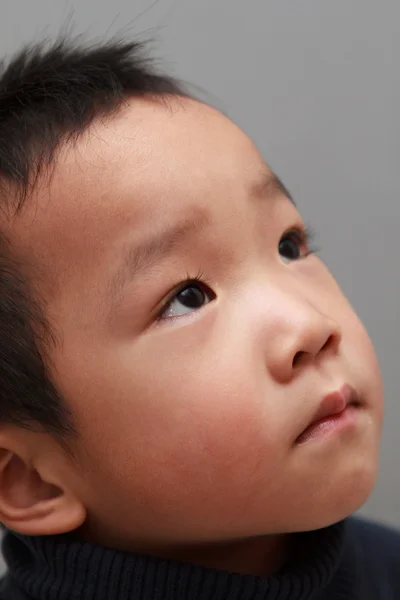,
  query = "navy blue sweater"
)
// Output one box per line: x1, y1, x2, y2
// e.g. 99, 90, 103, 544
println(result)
0, 517, 399, 599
